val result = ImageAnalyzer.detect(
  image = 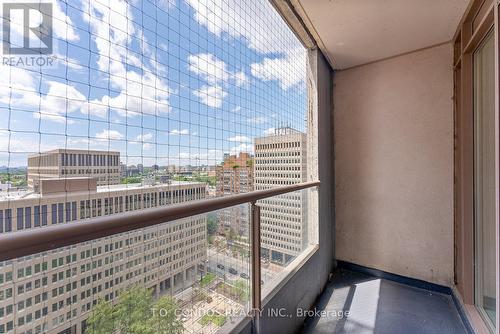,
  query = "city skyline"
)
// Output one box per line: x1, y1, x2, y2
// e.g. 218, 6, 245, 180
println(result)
0, 125, 306, 333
